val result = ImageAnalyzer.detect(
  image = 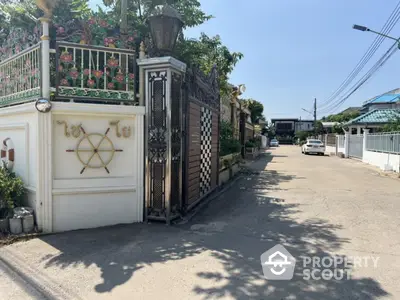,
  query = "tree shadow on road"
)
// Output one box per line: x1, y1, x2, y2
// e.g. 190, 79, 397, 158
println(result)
37, 153, 389, 299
